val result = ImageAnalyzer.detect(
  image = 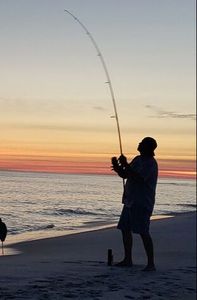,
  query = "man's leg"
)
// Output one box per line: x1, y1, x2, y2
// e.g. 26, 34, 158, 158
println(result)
141, 233, 155, 271
140, 232, 156, 271
116, 230, 133, 266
